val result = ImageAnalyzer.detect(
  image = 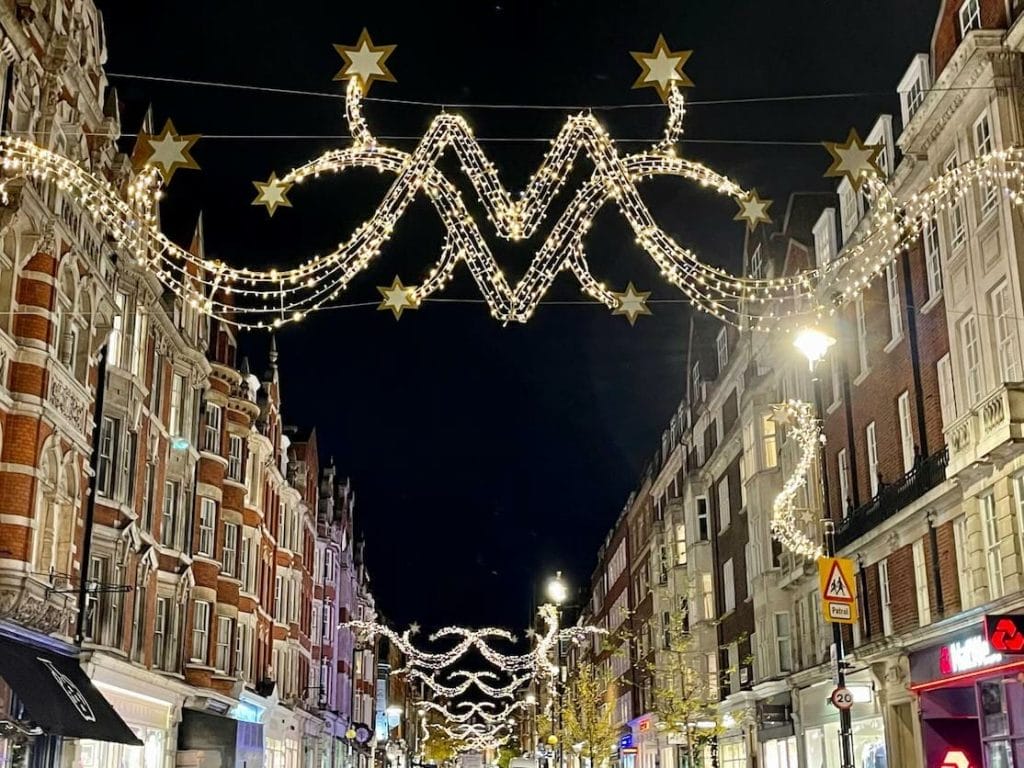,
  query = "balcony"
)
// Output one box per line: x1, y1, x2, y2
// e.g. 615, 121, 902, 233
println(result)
945, 384, 1024, 480
835, 447, 948, 550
